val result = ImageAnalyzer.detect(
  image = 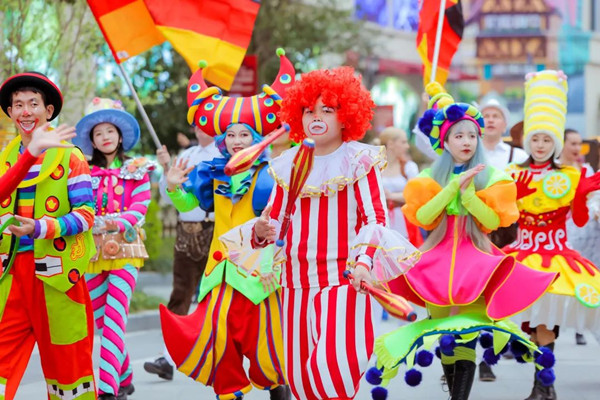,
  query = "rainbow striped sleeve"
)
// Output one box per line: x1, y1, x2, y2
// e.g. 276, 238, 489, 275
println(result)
114, 173, 151, 232
33, 149, 95, 239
